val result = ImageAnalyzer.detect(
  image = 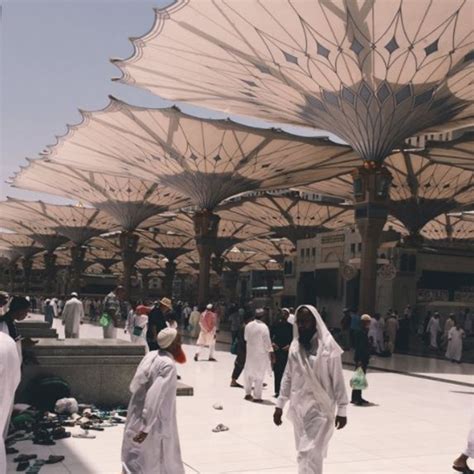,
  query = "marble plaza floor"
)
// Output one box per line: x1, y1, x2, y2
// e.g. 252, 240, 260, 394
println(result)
7, 317, 474, 474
